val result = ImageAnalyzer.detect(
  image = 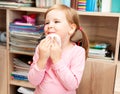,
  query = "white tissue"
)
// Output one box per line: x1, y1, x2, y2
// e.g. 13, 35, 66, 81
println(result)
46, 34, 61, 47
